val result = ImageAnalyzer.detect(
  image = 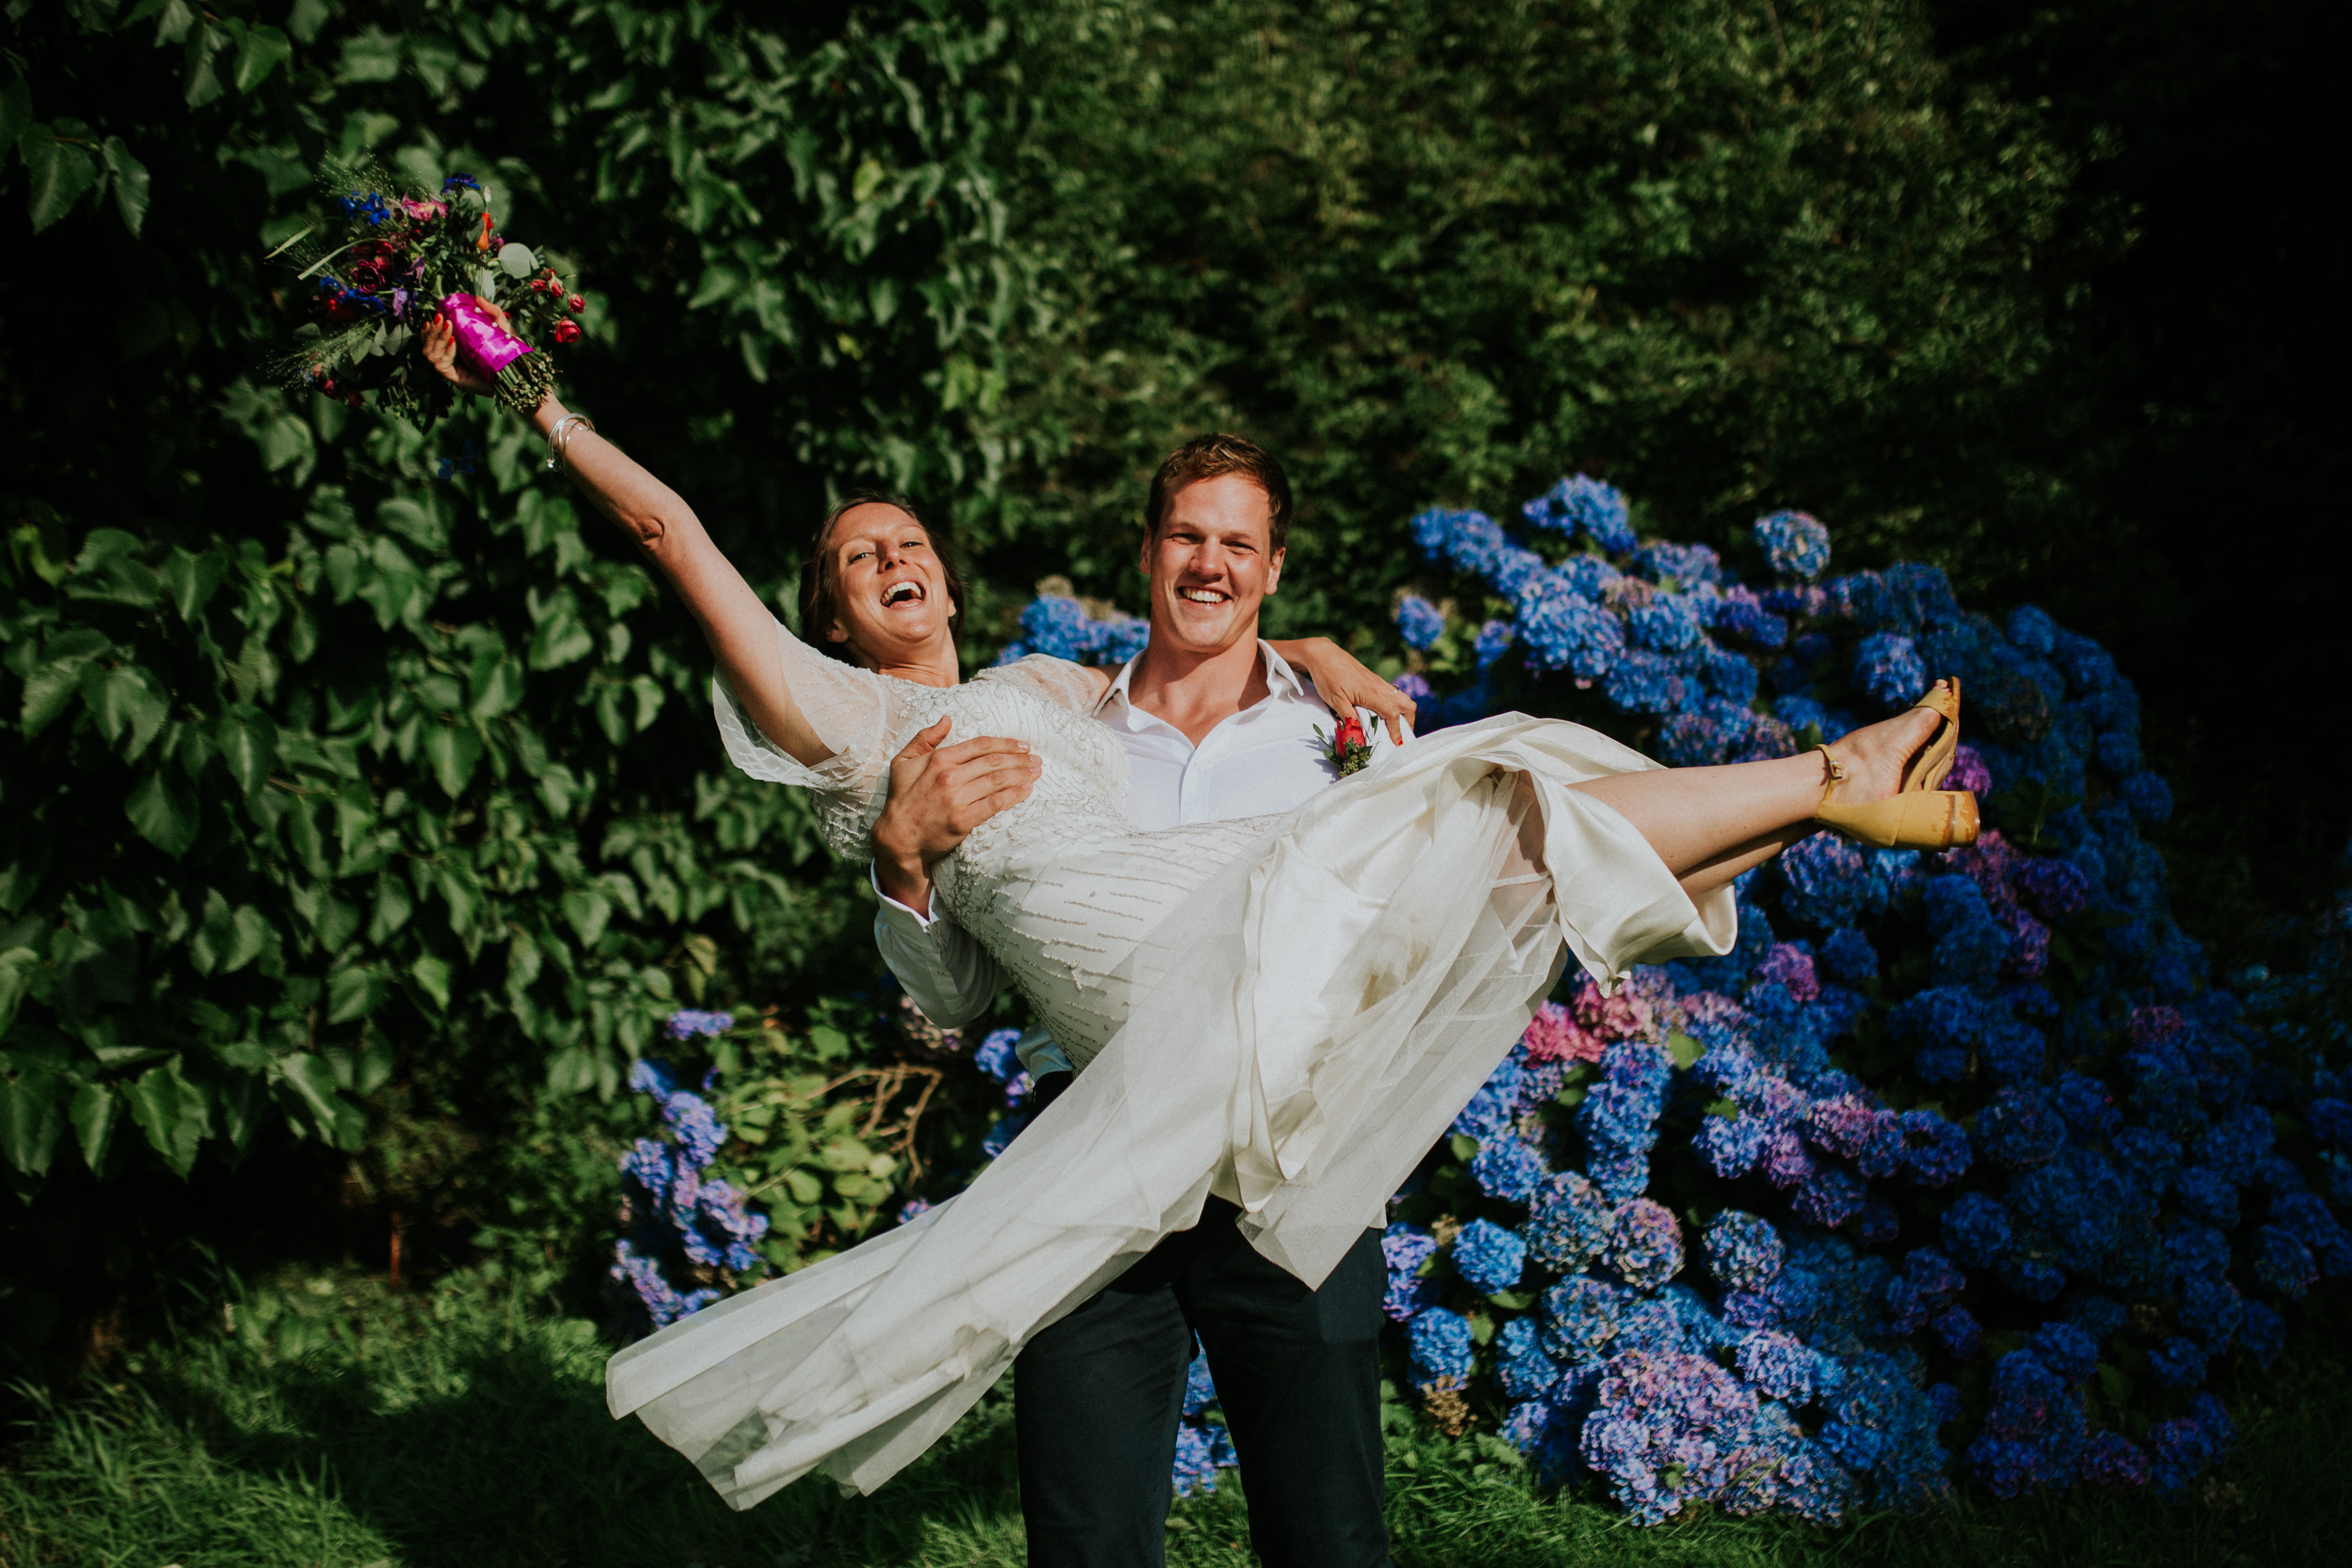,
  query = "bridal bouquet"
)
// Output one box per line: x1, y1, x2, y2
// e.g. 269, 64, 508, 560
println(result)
270, 162, 585, 424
